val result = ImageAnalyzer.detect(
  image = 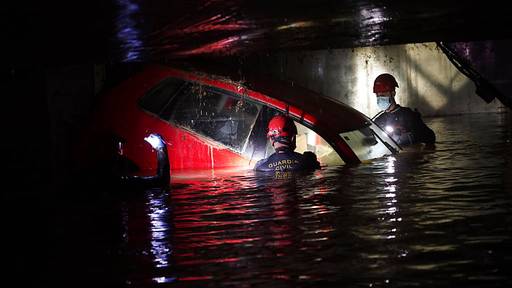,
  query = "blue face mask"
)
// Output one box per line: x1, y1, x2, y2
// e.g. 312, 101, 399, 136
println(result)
377, 97, 391, 111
